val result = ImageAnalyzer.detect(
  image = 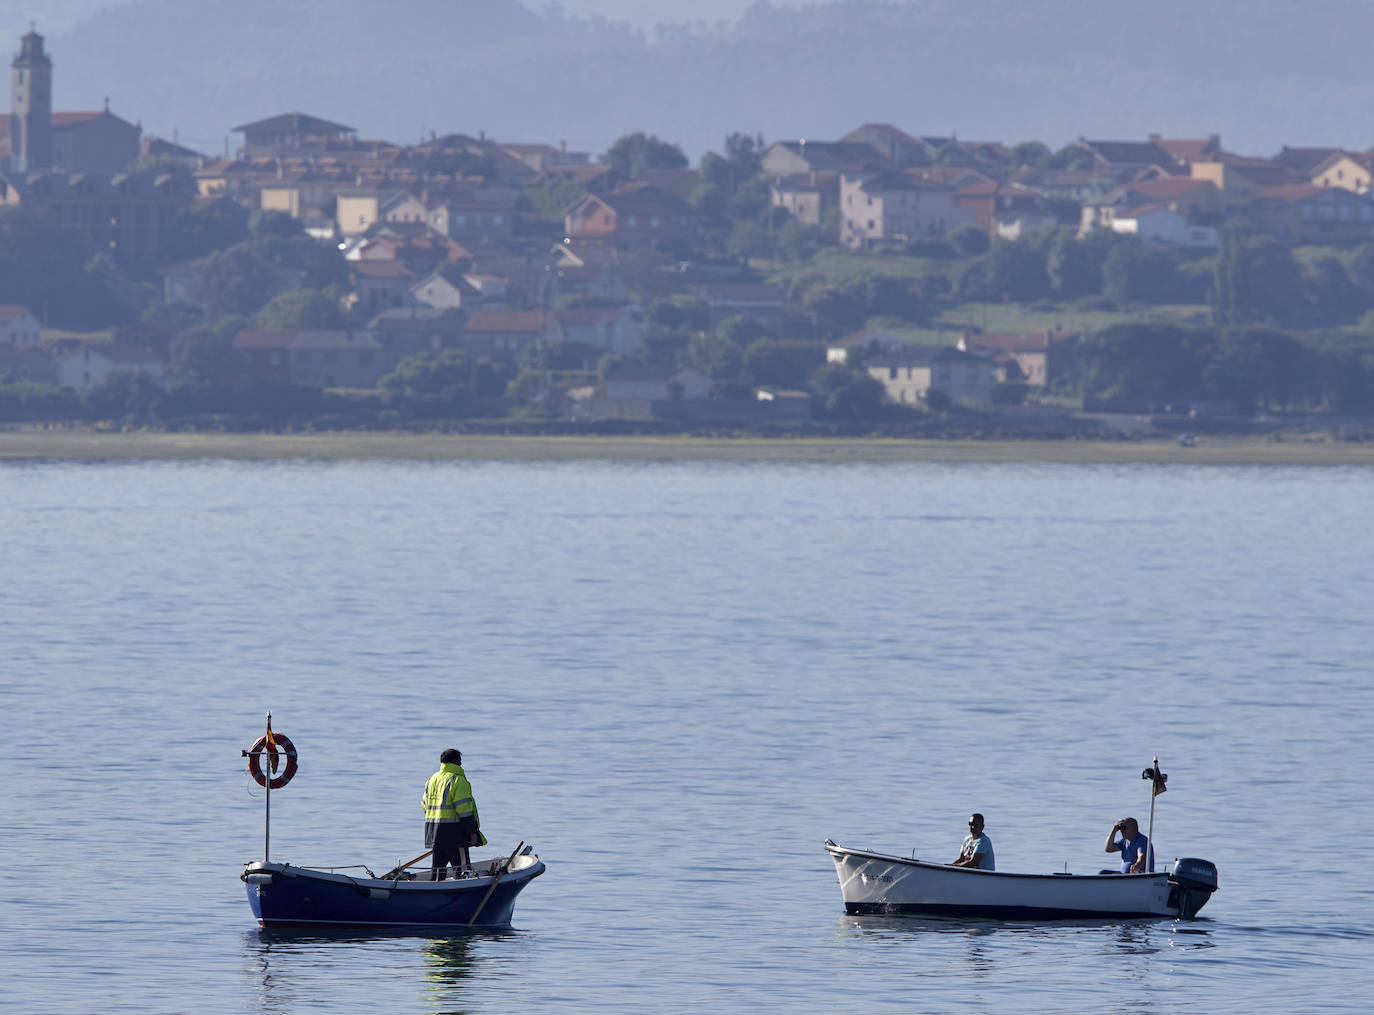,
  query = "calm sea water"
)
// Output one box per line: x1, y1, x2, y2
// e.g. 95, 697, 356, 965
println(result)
2, 457, 1372, 1014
